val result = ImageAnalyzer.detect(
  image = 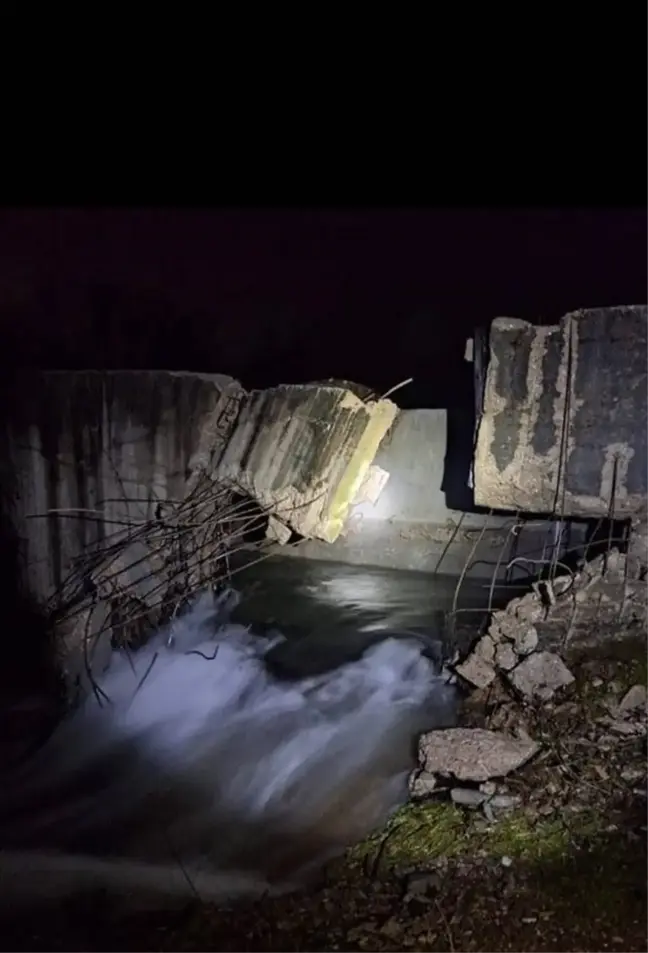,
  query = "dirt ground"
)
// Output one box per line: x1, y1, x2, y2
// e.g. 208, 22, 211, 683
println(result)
1, 654, 646, 953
